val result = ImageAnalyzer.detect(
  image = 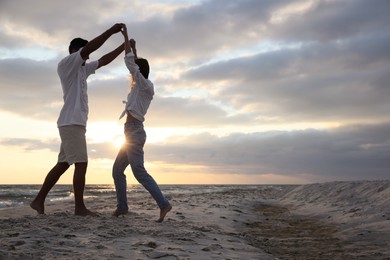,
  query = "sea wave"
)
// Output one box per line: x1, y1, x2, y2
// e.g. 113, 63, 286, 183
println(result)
0, 184, 281, 209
